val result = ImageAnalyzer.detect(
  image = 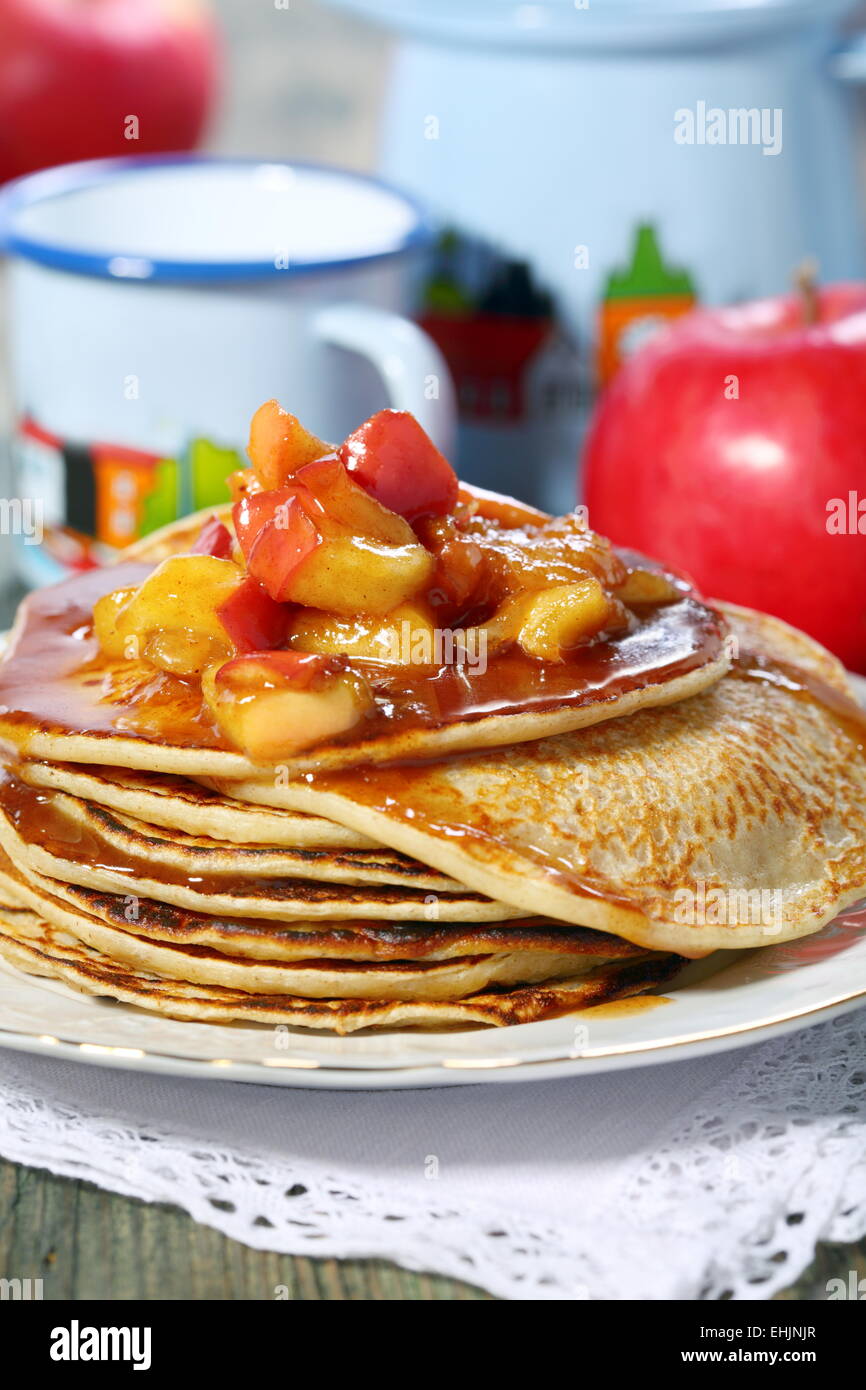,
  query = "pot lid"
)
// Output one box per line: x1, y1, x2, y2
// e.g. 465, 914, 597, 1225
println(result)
327, 0, 857, 51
